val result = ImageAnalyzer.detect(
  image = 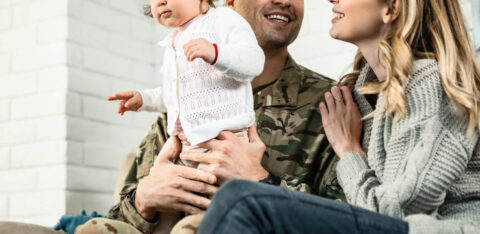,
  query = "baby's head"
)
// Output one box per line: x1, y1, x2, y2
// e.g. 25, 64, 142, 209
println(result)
145, 0, 216, 27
